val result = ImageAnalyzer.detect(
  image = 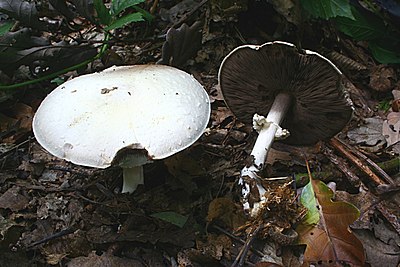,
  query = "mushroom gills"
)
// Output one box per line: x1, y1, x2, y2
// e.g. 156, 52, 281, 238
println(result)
218, 41, 353, 216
